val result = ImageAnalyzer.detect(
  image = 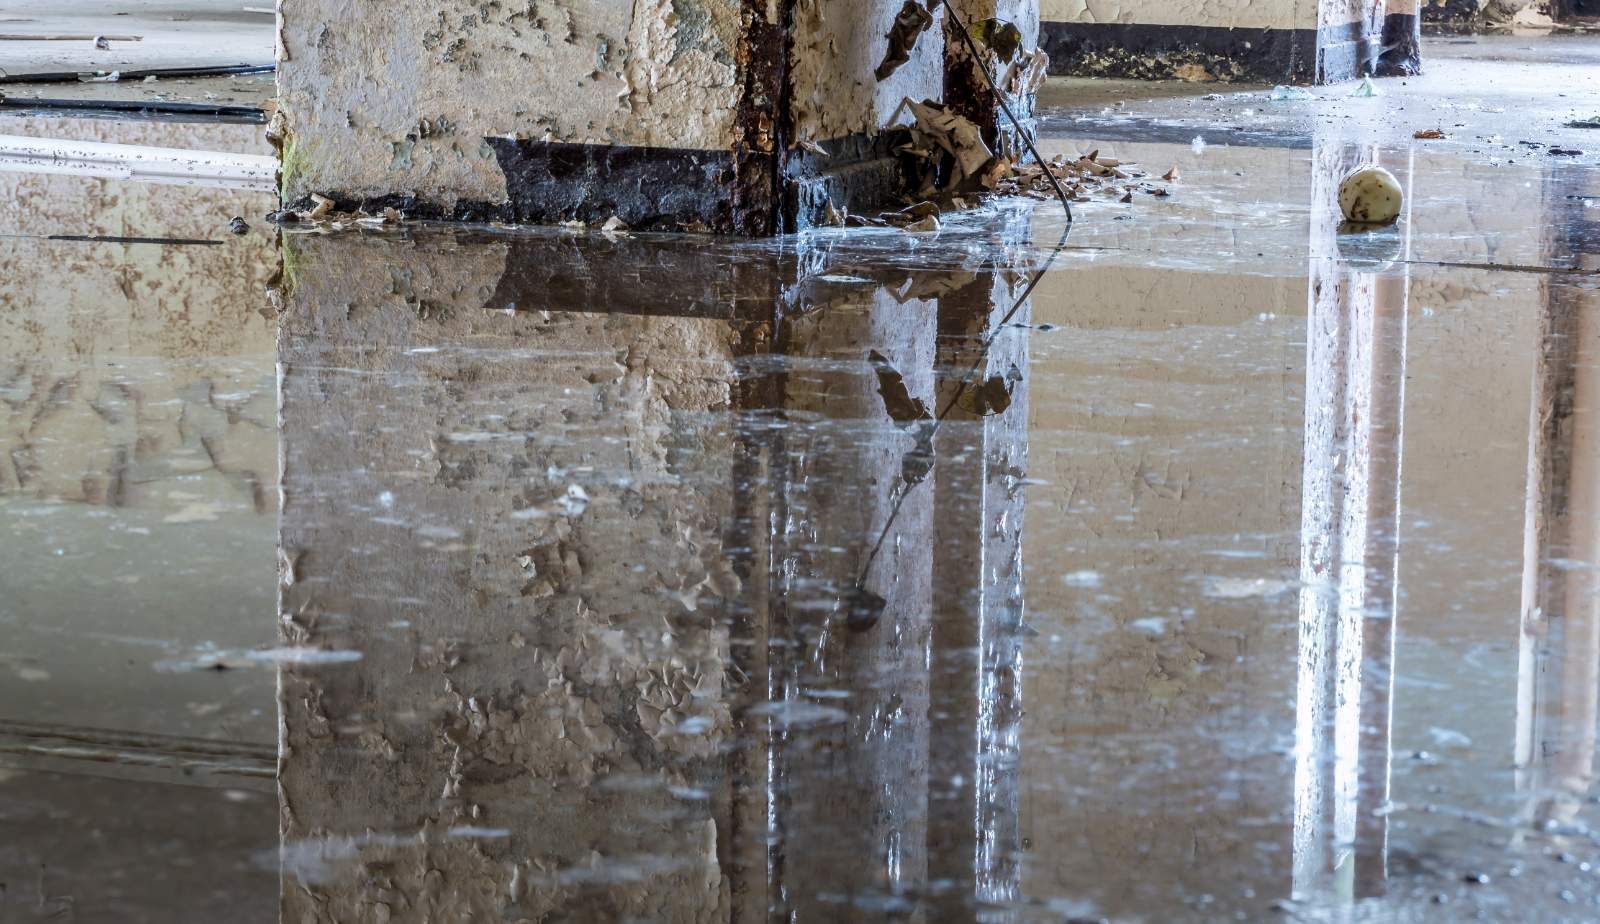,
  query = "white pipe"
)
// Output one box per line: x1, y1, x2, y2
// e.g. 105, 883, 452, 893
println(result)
0, 134, 276, 191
